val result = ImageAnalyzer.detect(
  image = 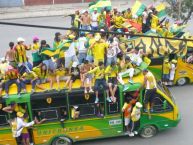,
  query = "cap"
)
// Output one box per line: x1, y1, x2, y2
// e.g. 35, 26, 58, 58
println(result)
17, 112, 24, 118
33, 36, 39, 41
17, 37, 25, 42
68, 34, 76, 40
95, 35, 101, 41
136, 102, 143, 108
72, 61, 78, 67
164, 59, 169, 63
73, 105, 79, 109
172, 59, 177, 63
